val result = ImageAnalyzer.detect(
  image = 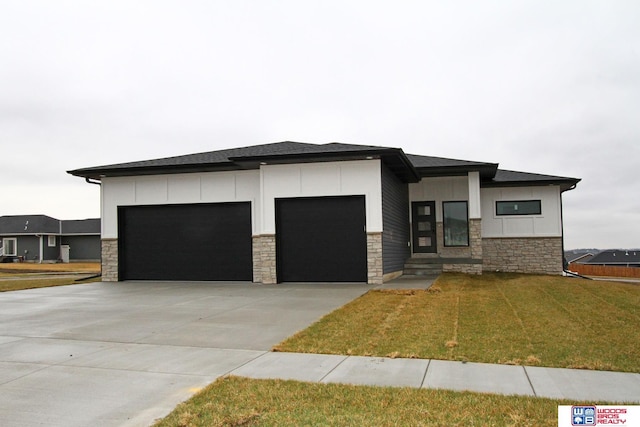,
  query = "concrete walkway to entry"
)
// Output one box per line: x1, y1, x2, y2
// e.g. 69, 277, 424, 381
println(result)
0, 279, 638, 427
